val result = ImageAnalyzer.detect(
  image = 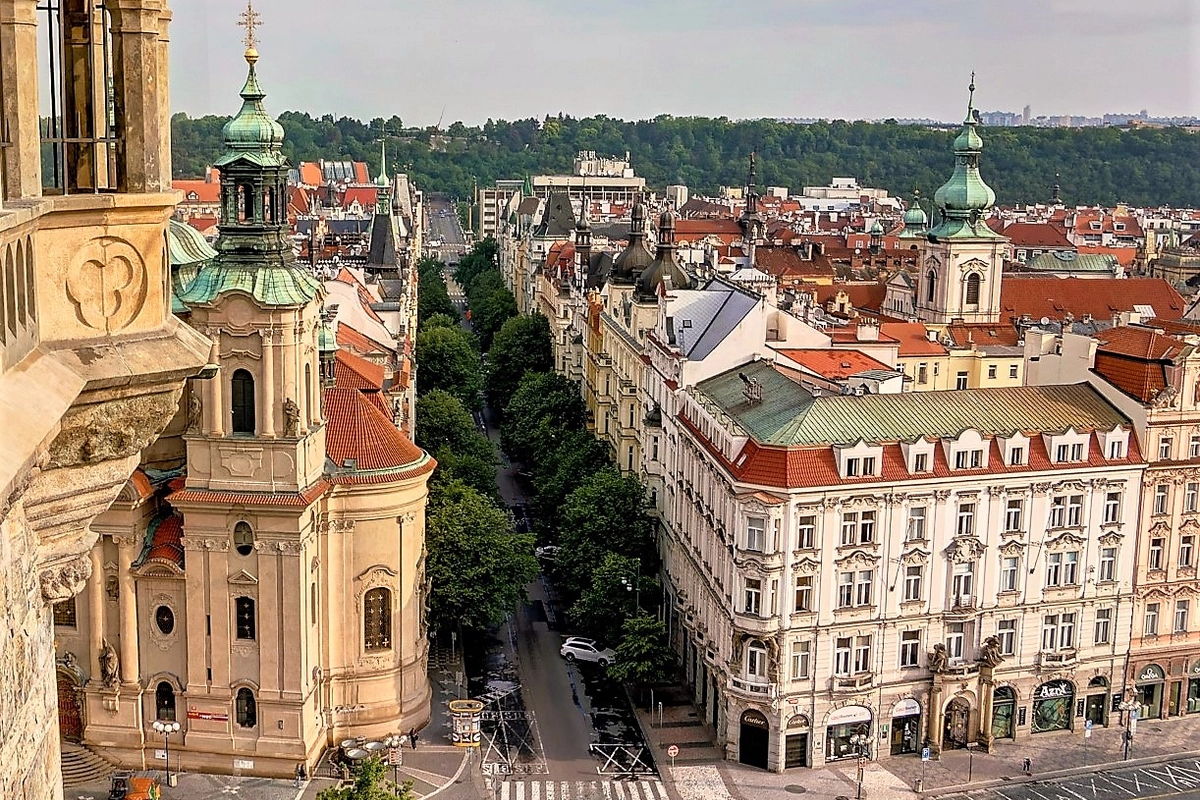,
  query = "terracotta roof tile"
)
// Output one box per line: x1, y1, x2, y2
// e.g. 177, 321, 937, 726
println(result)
1093, 353, 1166, 403
881, 322, 947, 356
169, 481, 329, 507
335, 349, 386, 390
776, 348, 893, 380
173, 179, 220, 203
999, 222, 1074, 249
324, 386, 427, 473
754, 246, 836, 279
1096, 326, 1190, 360
1000, 277, 1185, 323
145, 514, 184, 568
337, 323, 394, 356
